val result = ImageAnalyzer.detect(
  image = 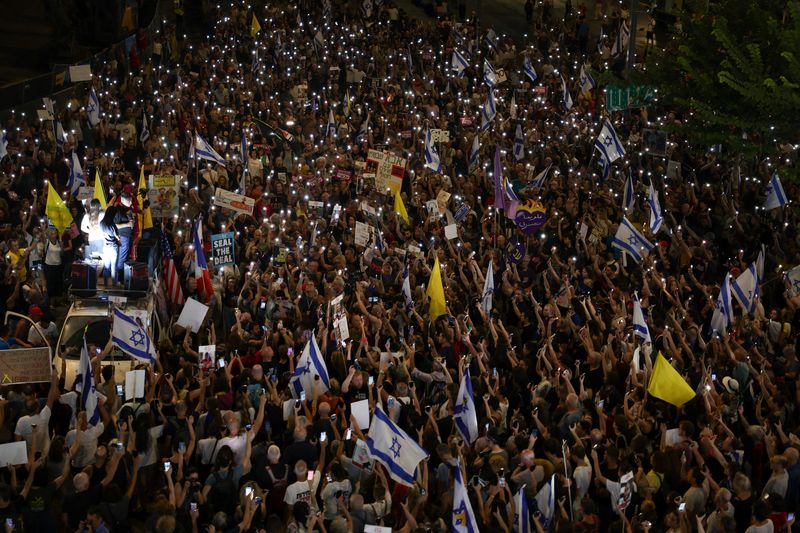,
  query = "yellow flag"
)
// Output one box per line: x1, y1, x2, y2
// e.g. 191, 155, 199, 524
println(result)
426, 257, 446, 319
394, 189, 409, 225
138, 167, 153, 230
45, 182, 73, 235
647, 352, 696, 407
251, 14, 261, 38
93, 169, 107, 209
